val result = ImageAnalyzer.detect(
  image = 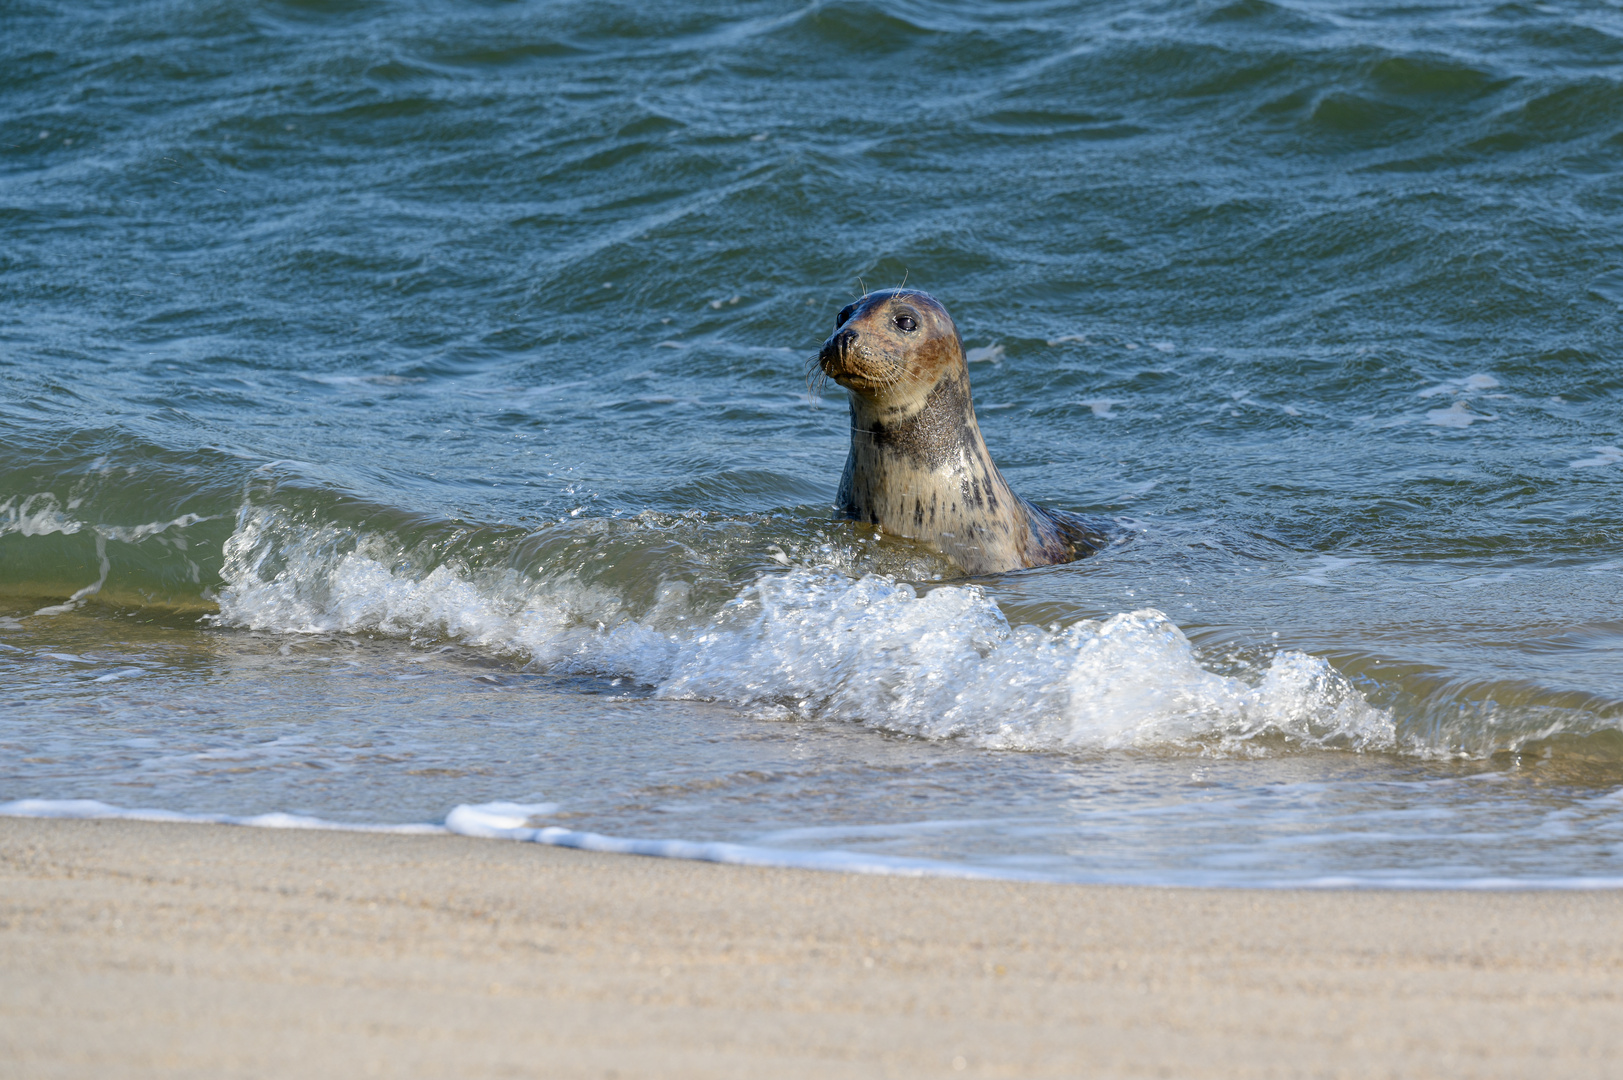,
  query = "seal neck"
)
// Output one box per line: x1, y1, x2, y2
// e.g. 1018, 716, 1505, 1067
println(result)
847, 370, 984, 471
